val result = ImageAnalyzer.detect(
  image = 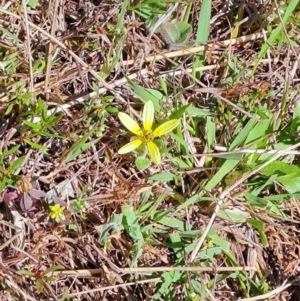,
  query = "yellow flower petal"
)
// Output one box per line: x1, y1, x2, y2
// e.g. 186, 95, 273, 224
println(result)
49, 204, 65, 222
118, 112, 143, 135
49, 204, 63, 214
143, 100, 154, 132
152, 119, 179, 137
147, 141, 161, 164
118, 139, 142, 154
